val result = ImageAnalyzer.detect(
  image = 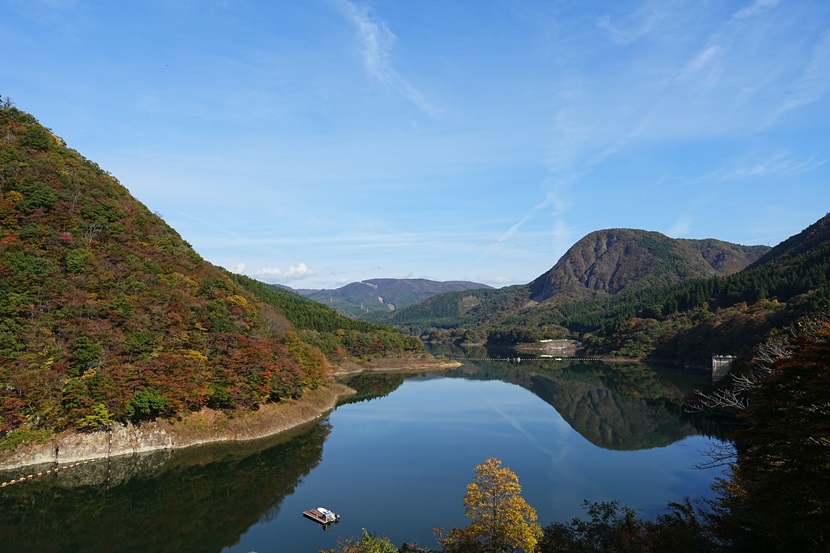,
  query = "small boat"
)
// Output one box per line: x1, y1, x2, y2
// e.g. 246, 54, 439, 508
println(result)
303, 507, 341, 526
